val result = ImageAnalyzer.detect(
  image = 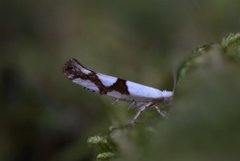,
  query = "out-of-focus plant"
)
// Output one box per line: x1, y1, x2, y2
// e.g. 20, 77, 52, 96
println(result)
87, 136, 116, 161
